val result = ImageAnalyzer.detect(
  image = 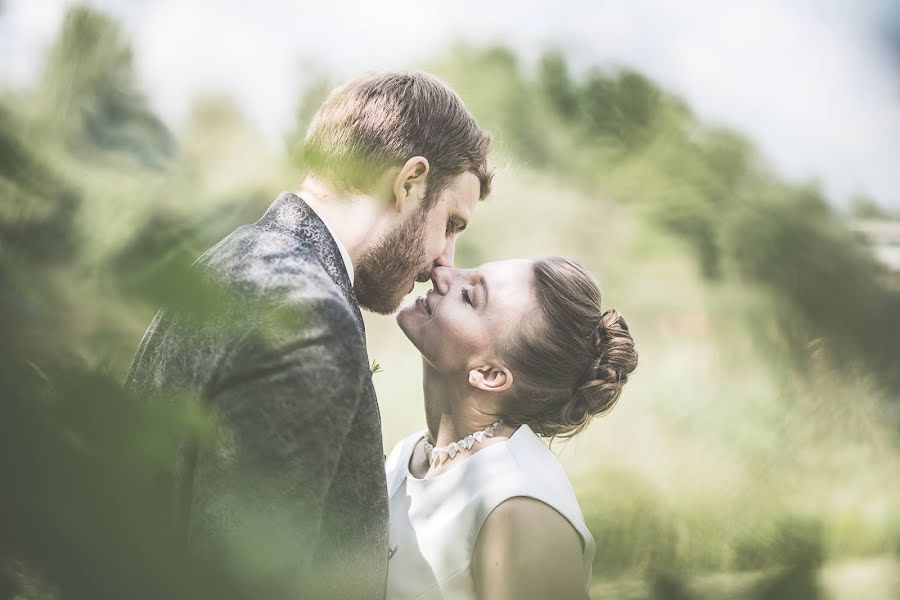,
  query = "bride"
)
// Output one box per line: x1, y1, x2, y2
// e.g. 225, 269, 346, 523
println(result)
386, 256, 638, 600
